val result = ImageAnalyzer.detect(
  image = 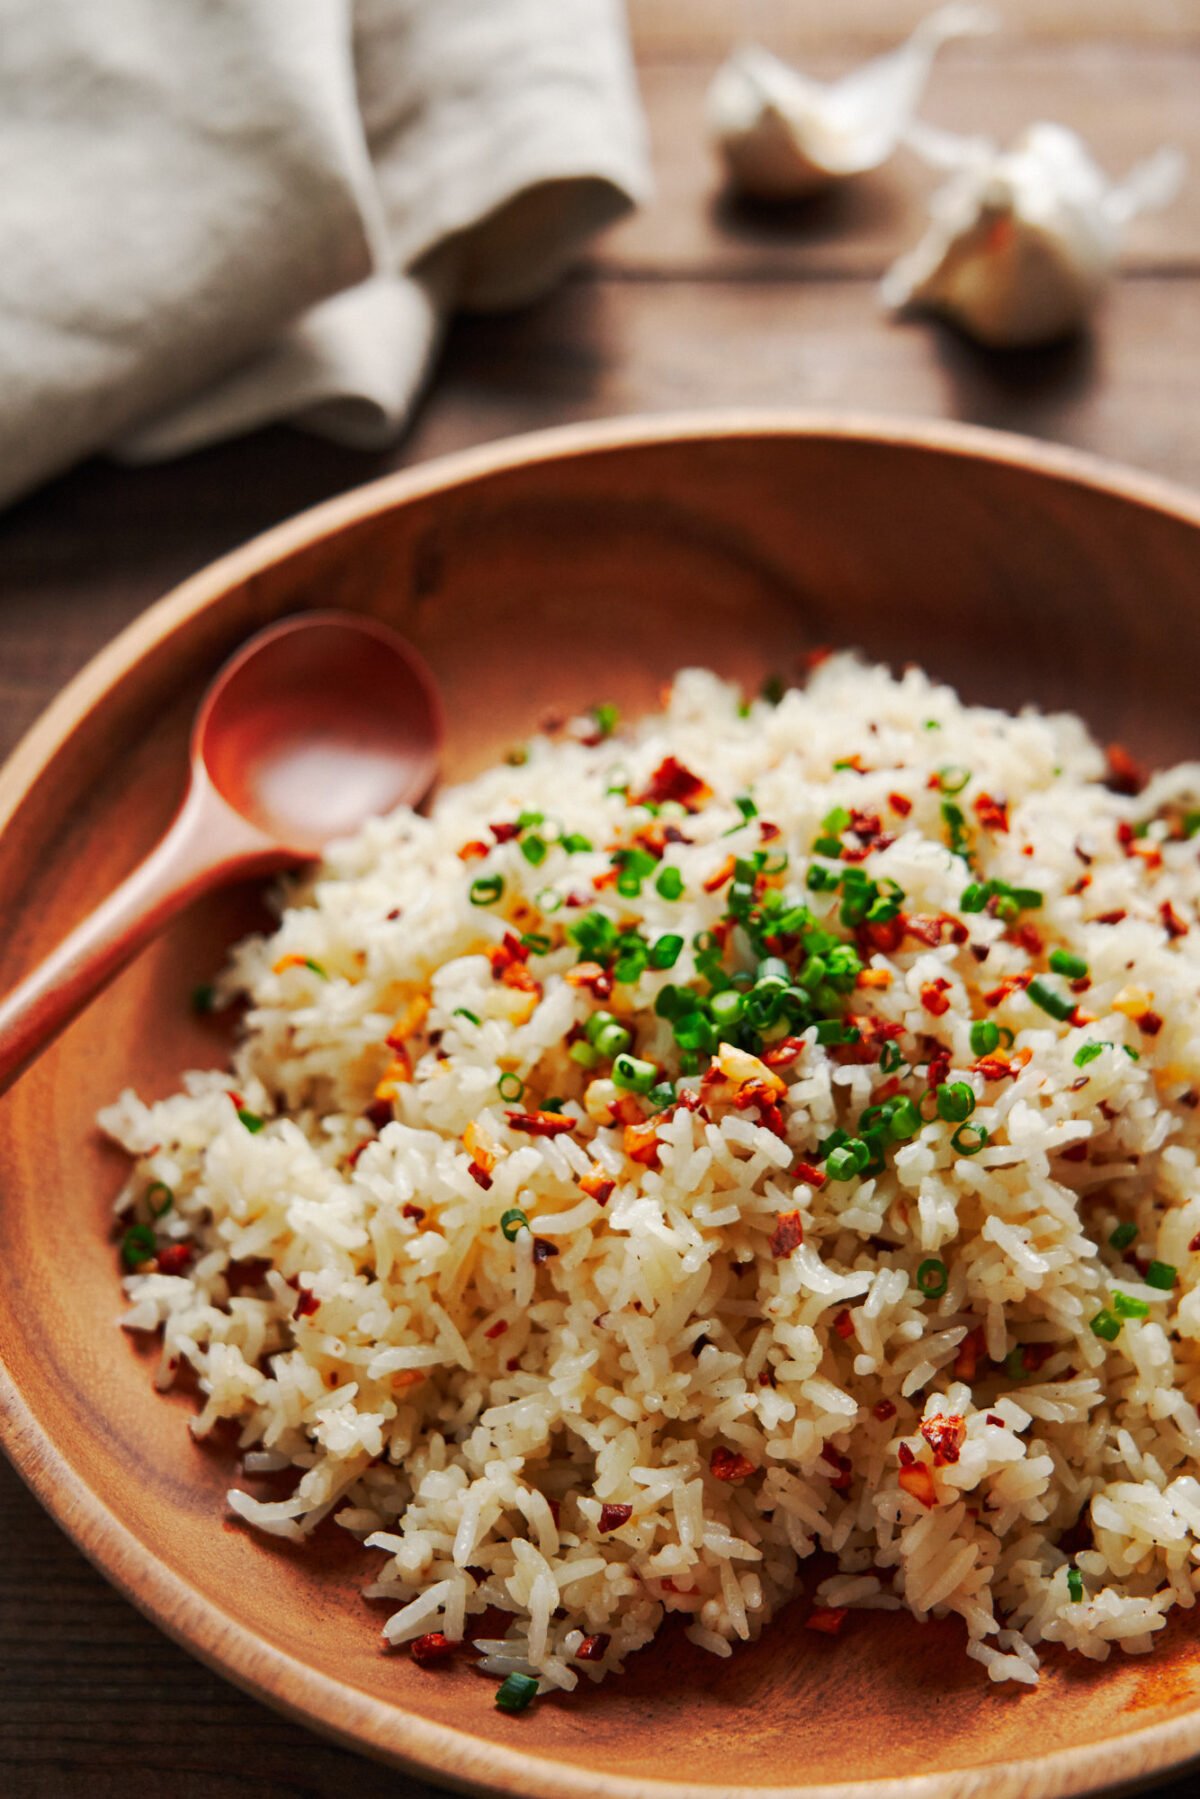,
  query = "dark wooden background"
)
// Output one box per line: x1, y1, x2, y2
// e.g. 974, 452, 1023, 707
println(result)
3, 4, 1199, 1793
